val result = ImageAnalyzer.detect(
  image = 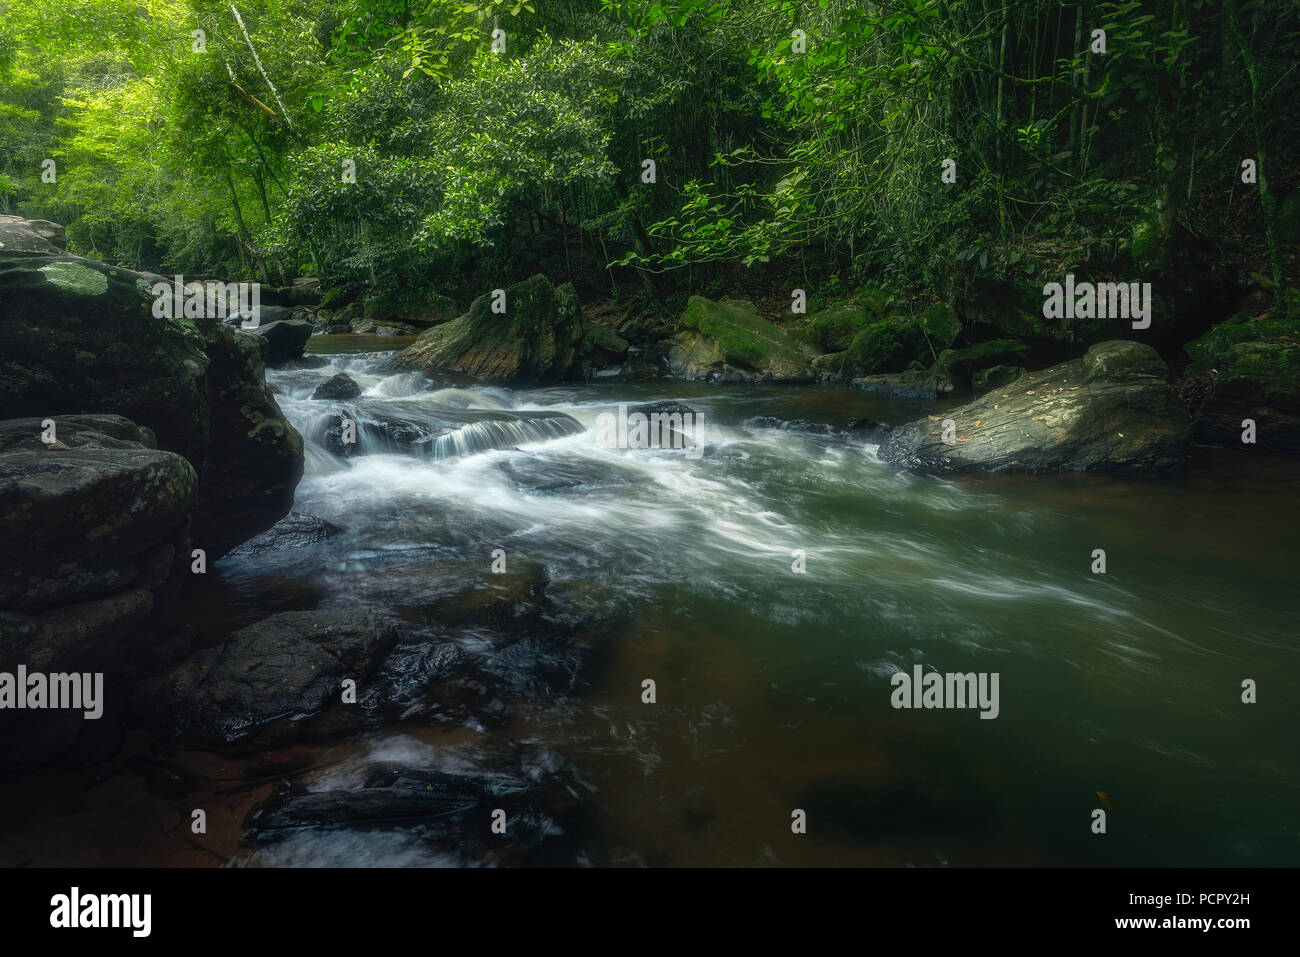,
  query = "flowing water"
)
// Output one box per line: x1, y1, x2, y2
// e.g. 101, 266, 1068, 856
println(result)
3, 335, 1297, 867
